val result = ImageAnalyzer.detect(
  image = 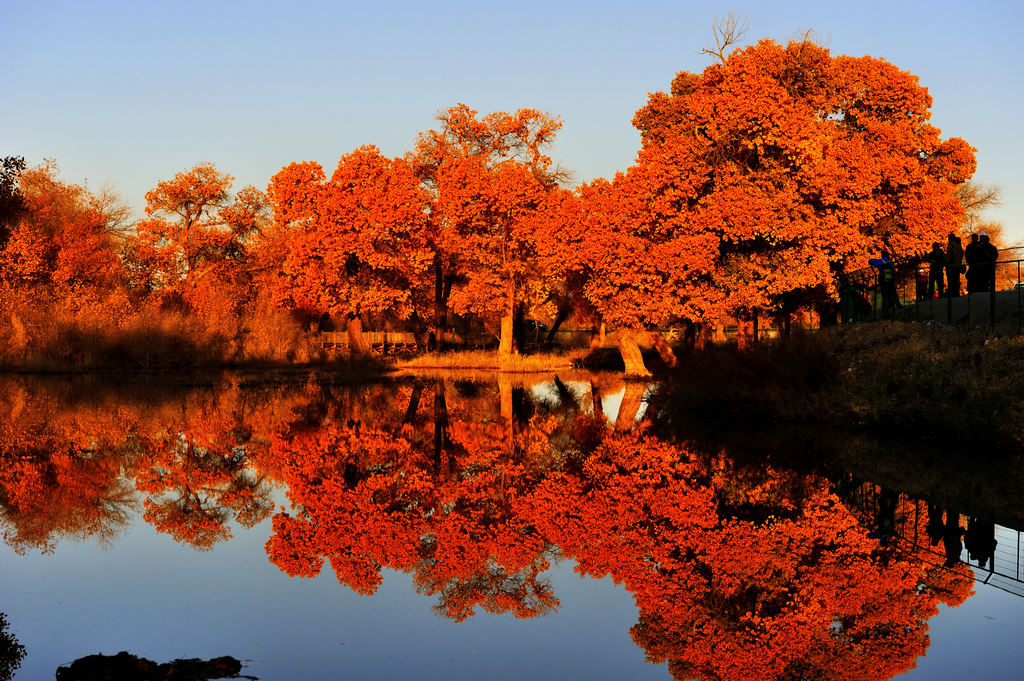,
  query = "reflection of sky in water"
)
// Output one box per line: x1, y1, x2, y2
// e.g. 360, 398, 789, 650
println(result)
908, 574, 1024, 680
531, 380, 653, 426
6, 498, 1024, 681
0, 489, 665, 680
